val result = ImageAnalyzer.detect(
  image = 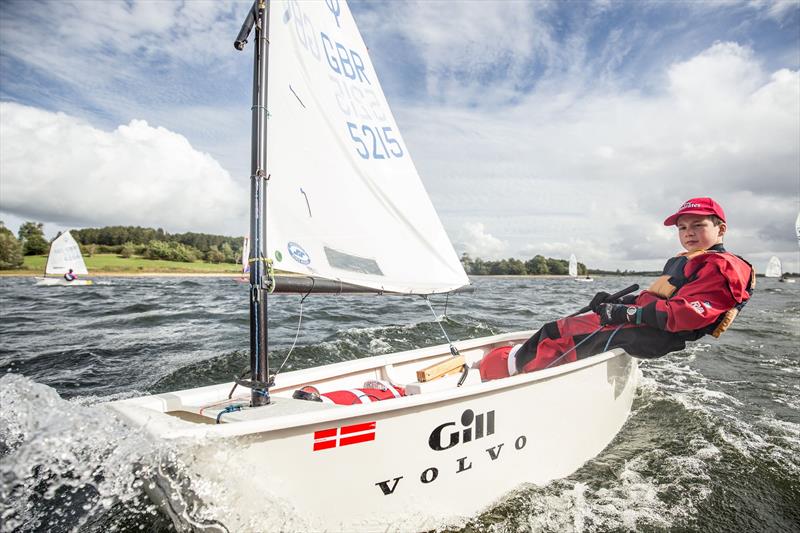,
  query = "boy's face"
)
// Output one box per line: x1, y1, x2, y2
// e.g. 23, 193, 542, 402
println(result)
676, 214, 725, 252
